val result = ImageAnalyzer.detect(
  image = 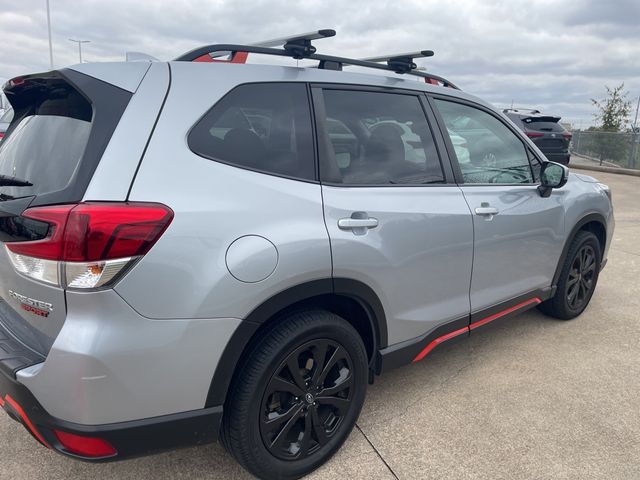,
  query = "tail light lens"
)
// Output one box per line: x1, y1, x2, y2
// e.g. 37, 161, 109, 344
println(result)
5, 202, 173, 289
563, 132, 572, 141
526, 132, 544, 138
